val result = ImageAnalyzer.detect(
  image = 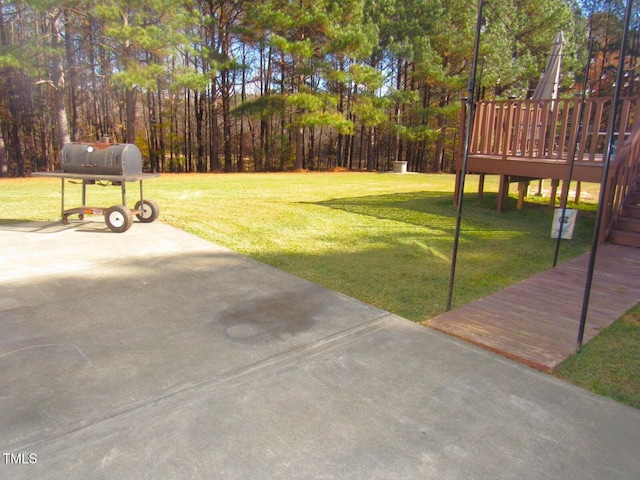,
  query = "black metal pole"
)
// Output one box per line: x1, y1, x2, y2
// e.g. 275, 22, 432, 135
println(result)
447, 0, 485, 311
576, 0, 633, 352
553, 33, 595, 267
